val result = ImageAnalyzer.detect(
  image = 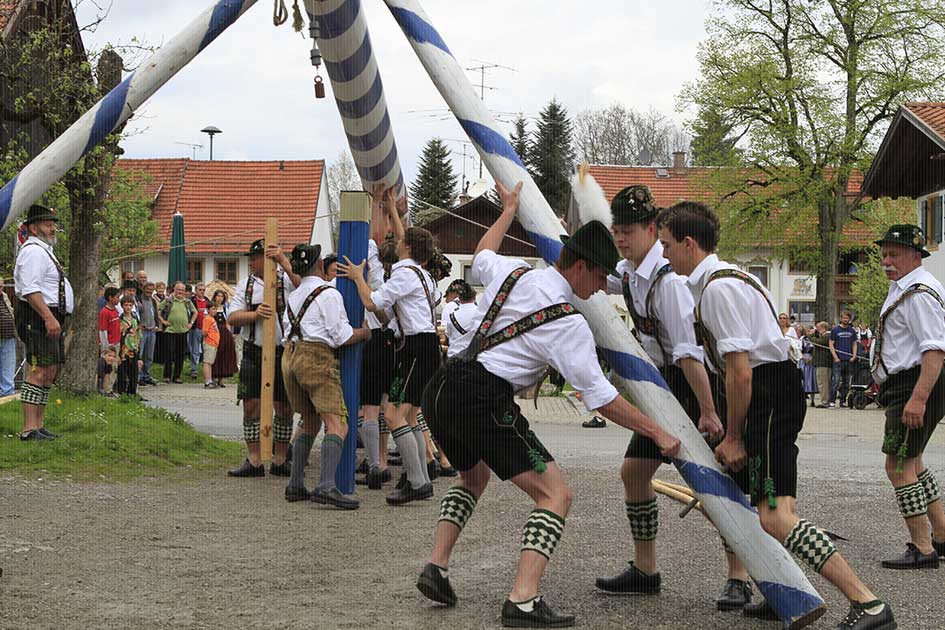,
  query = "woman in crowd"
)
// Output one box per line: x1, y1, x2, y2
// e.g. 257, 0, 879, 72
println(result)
210, 288, 238, 387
